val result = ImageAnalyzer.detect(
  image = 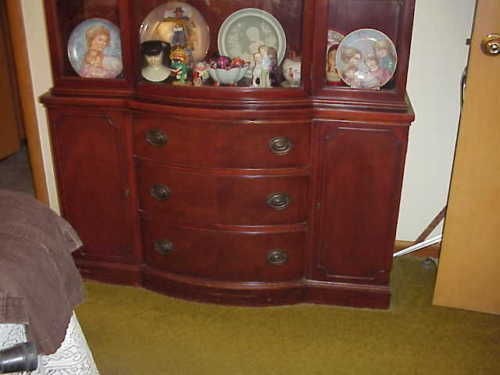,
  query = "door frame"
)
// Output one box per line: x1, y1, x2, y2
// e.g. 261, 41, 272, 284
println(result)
5, 0, 49, 203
